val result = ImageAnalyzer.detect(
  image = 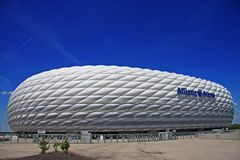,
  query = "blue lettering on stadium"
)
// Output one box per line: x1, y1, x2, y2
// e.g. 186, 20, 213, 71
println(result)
177, 87, 215, 98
